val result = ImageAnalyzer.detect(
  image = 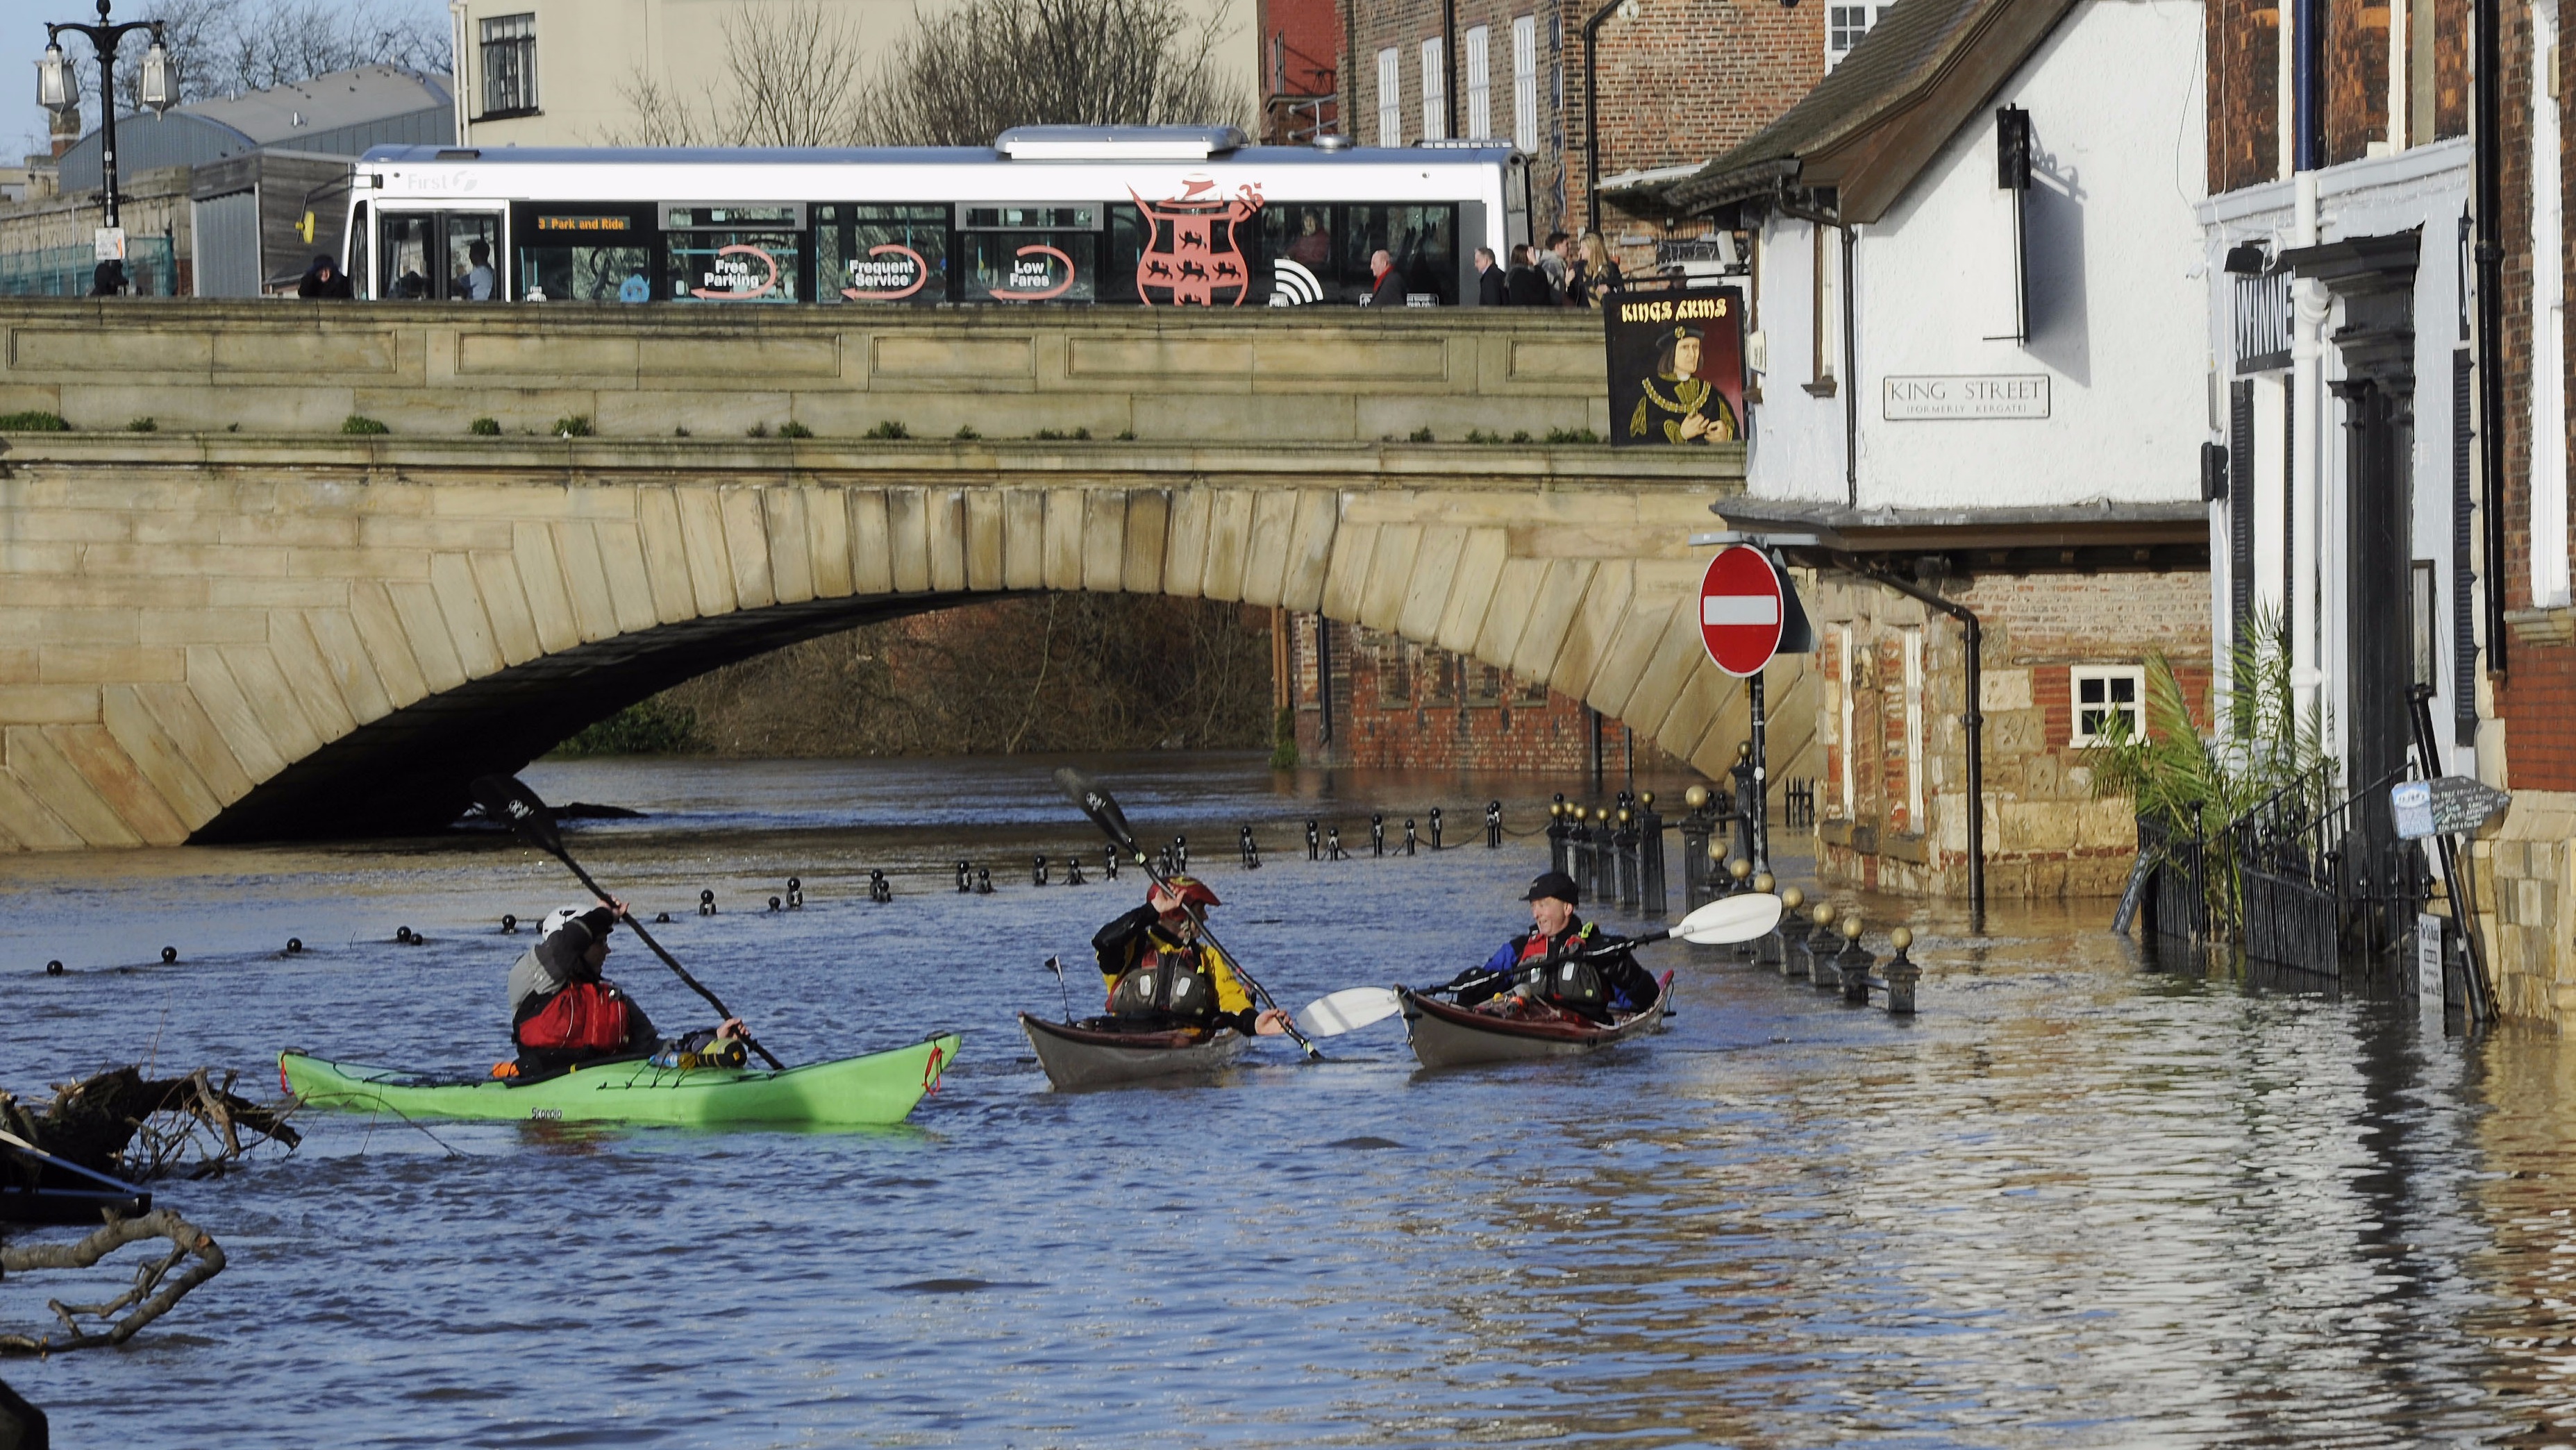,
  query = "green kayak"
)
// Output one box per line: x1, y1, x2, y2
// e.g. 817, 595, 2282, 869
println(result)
278, 1033, 960, 1128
